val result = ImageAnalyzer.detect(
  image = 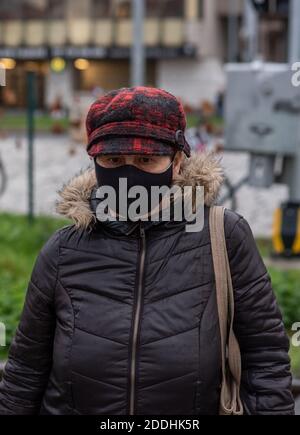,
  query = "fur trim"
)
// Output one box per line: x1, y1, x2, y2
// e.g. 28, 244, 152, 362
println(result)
172, 151, 225, 208
56, 151, 225, 230
56, 168, 97, 230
